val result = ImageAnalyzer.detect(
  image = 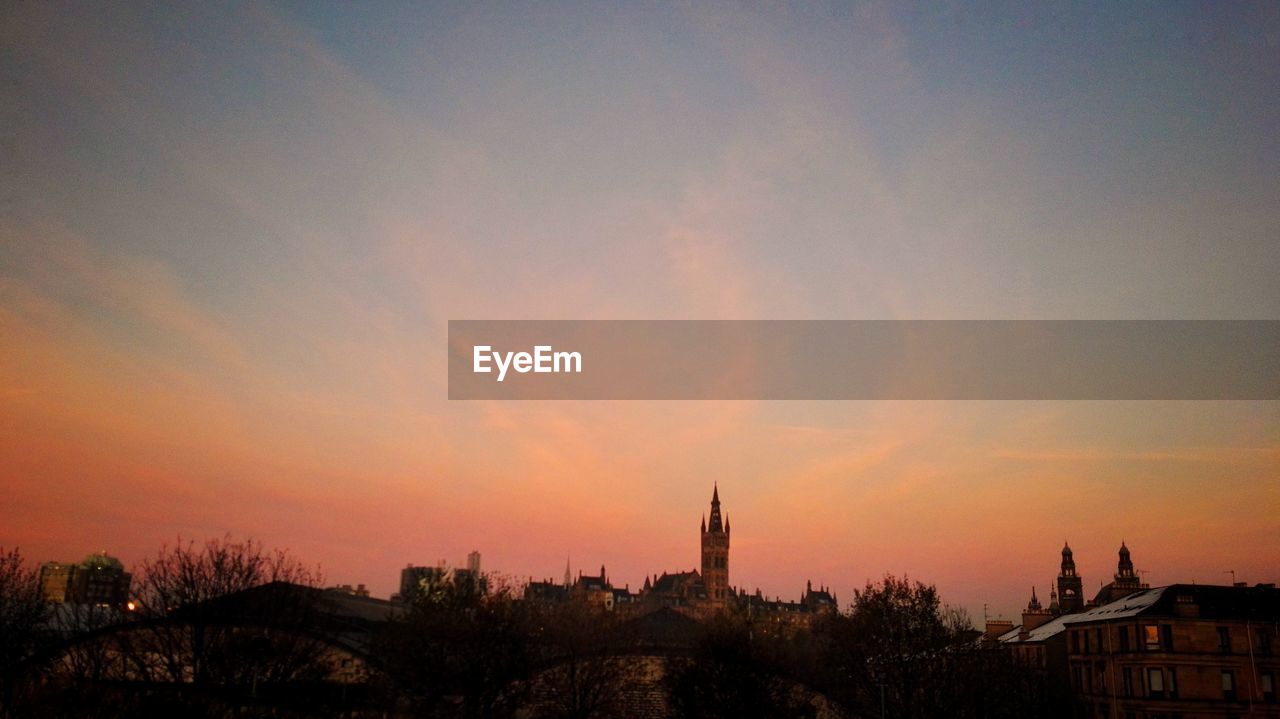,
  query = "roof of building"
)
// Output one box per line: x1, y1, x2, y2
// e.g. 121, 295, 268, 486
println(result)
649, 570, 702, 595
80, 552, 125, 571
1000, 583, 1280, 645
998, 613, 1070, 644
1065, 583, 1280, 623
621, 607, 703, 650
